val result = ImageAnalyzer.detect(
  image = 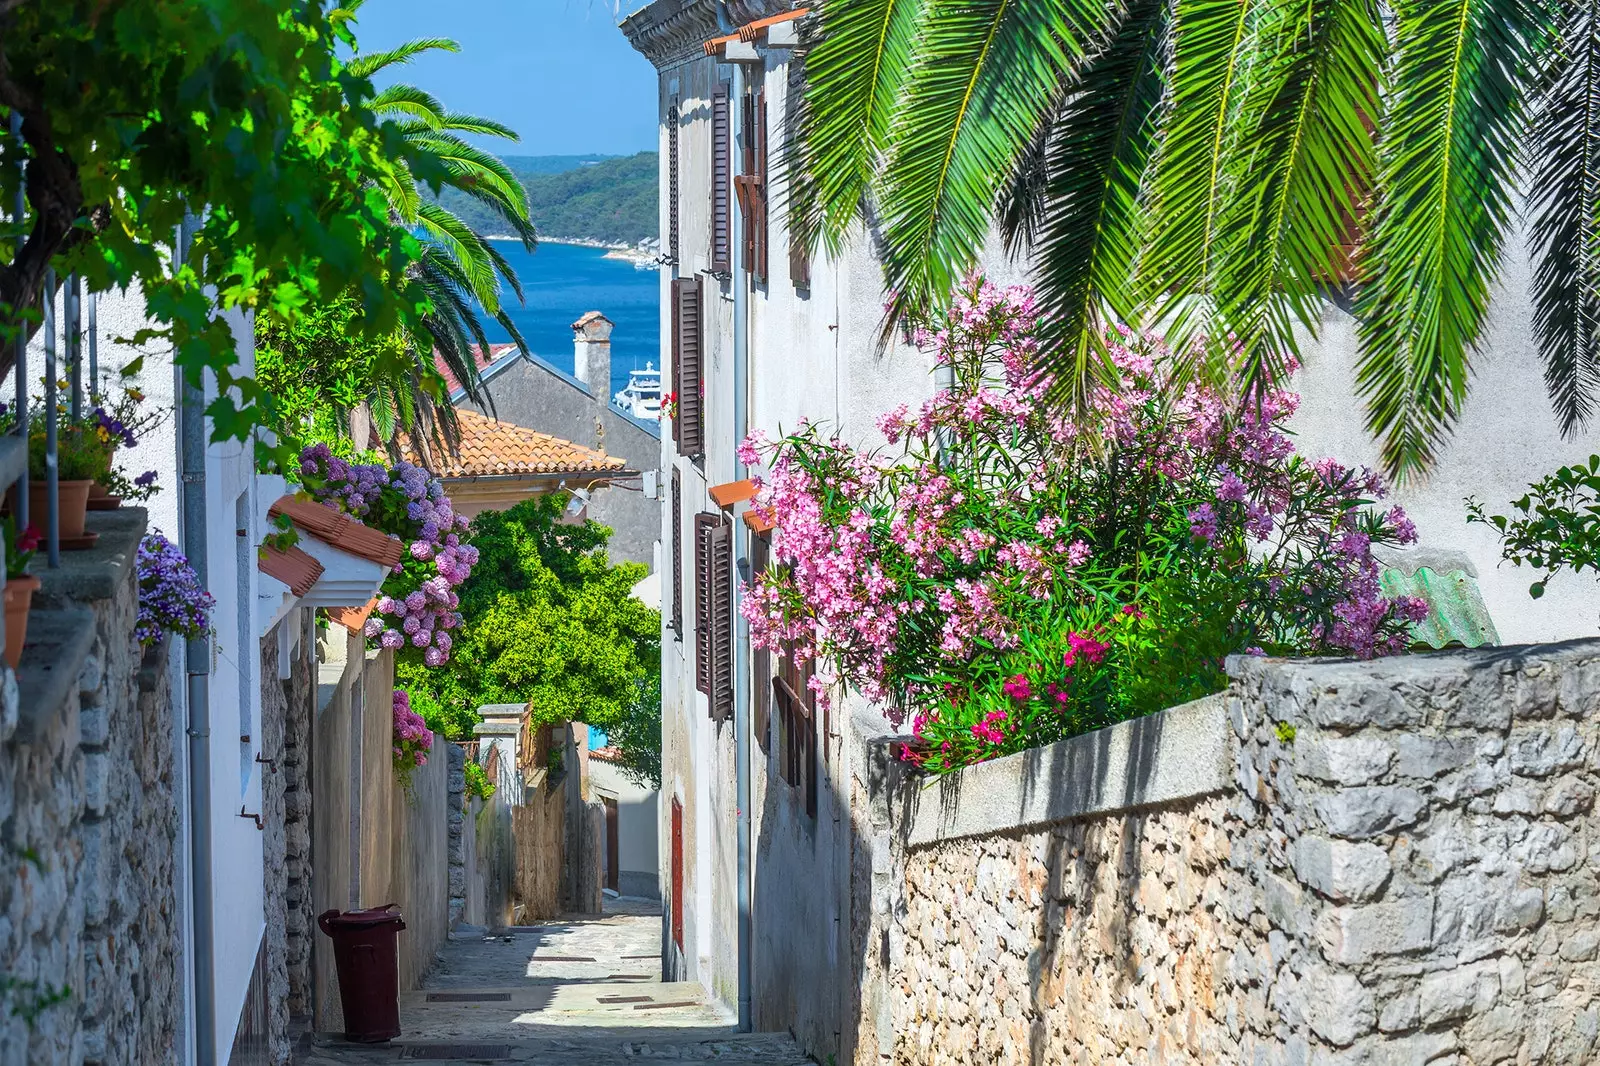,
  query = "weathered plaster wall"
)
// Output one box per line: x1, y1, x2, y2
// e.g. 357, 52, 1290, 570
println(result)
858, 642, 1600, 1066
0, 510, 180, 1065
308, 631, 447, 1032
